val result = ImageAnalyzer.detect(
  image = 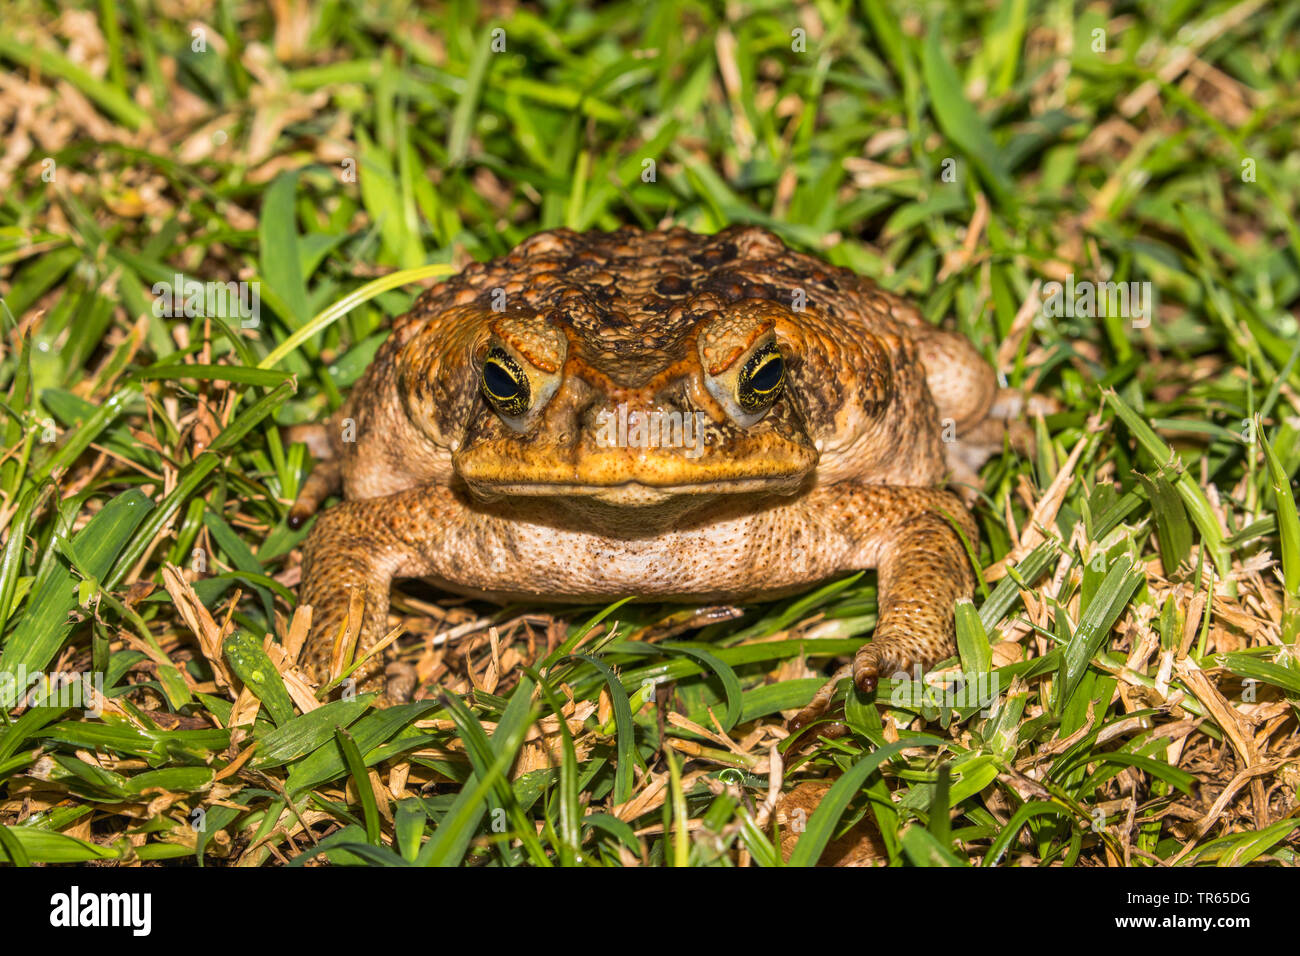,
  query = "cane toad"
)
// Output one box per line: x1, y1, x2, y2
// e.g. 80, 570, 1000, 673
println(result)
290, 225, 1024, 726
